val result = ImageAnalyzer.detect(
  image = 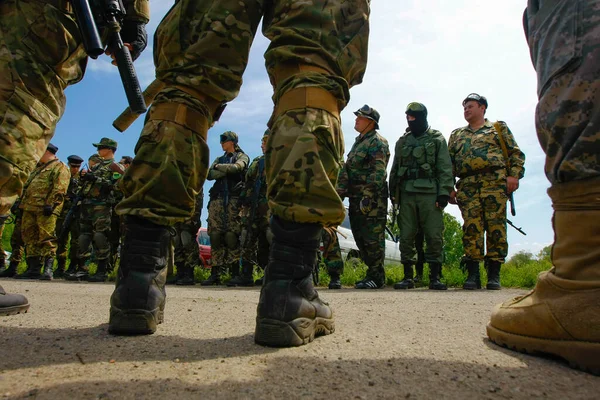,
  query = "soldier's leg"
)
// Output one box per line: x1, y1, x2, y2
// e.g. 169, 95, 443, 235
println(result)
54, 215, 68, 277
395, 192, 418, 289
87, 206, 113, 282
481, 185, 508, 290
203, 198, 226, 286
456, 183, 486, 289
66, 217, 81, 275
488, 0, 600, 374
322, 228, 343, 289
4, 214, 25, 277
112, 0, 264, 334
414, 228, 425, 283
224, 198, 242, 280
16, 211, 42, 279
70, 206, 93, 280
354, 214, 386, 290
38, 213, 59, 280
418, 194, 446, 290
